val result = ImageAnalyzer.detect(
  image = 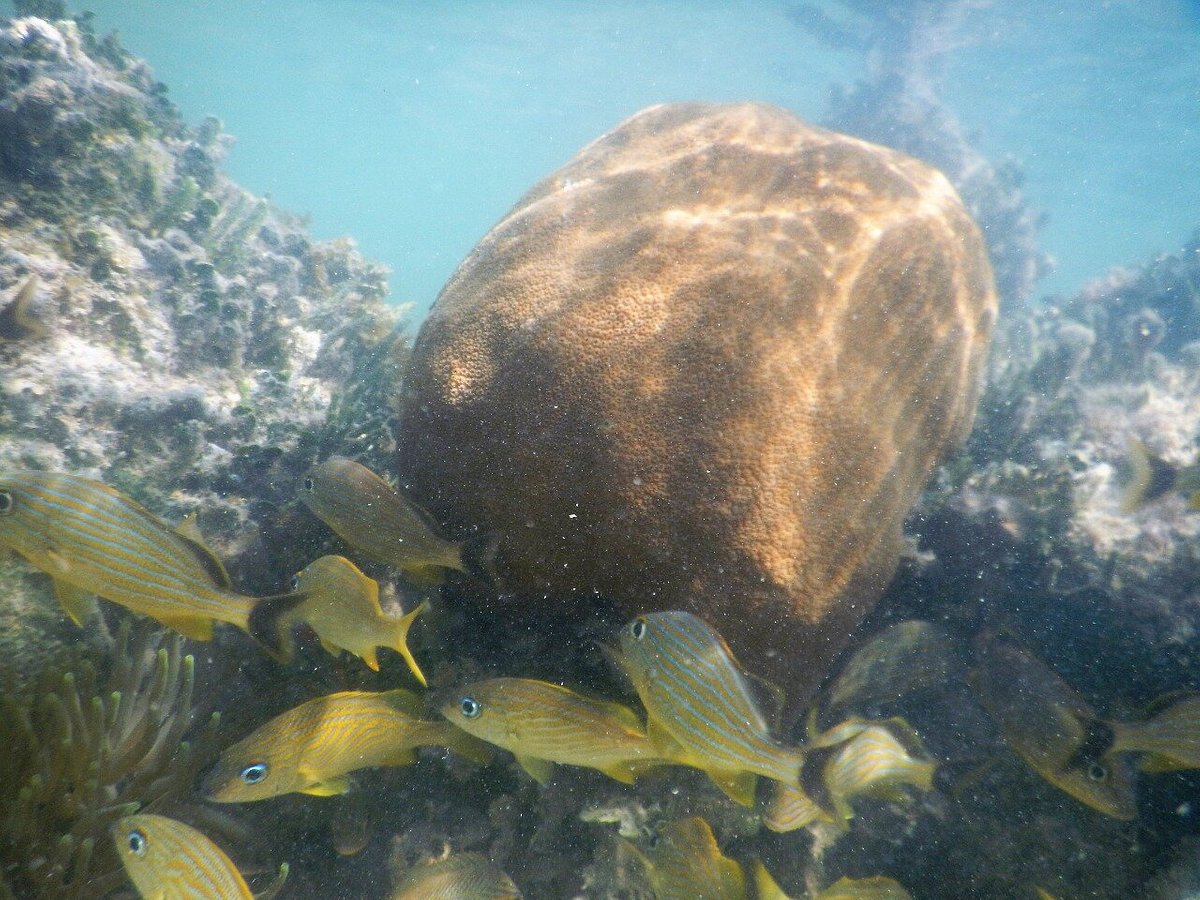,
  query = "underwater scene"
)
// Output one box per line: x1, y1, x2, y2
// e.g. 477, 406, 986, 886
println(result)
2, 1, 1200, 898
